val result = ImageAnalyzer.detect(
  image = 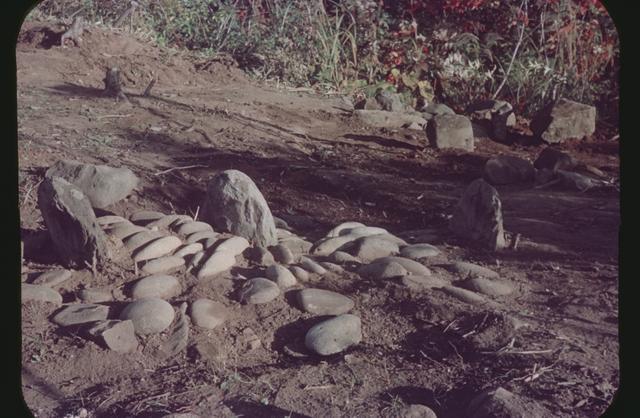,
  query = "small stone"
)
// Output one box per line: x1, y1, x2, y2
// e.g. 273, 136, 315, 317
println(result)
175, 221, 214, 236
441, 286, 489, 306
399, 244, 440, 260
130, 210, 165, 225
77, 288, 112, 303
131, 275, 181, 300
244, 246, 275, 266
32, 269, 73, 287
531, 98, 596, 144
190, 299, 229, 329
319, 262, 343, 273
173, 243, 204, 258
426, 114, 474, 151
140, 255, 185, 275
422, 103, 455, 116
21, 284, 62, 305
86, 320, 138, 353
107, 223, 147, 240
399, 404, 438, 418
289, 266, 310, 281
119, 298, 175, 335
214, 236, 250, 256
327, 251, 360, 264
270, 244, 296, 264
297, 289, 354, 315
401, 275, 447, 290
266, 264, 298, 288
446, 261, 500, 279
299, 256, 327, 274
459, 277, 514, 296
132, 235, 183, 262
239, 278, 281, 304
185, 230, 219, 244
52, 303, 109, 326
311, 236, 357, 256
305, 314, 362, 355
278, 236, 313, 255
